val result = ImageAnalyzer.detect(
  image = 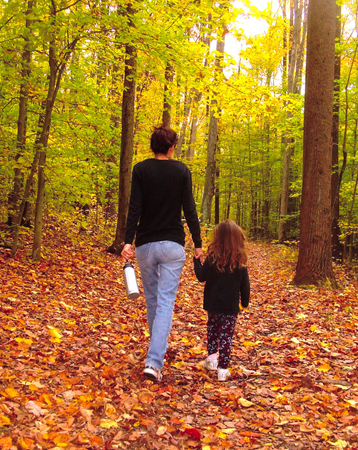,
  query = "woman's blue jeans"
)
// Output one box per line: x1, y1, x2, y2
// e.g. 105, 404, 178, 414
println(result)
136, 241, 186, 370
